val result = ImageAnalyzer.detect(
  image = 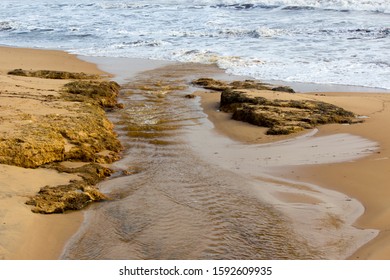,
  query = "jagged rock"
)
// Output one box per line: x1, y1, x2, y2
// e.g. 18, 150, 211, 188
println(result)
230, 80, 270, 90
220, 89, 268, 111
192, 78, 229, 91
24, 163, 113, 214
217, 86, 359, 135
0, 69, 123, 213
0, 133, 65, 168
26, 181, 108, 214
267, 125, 304, 135
7, 69, 99, 80
271, 86, 295, 93
0, 108, 122, 168
63, 80, 121, 109
193, 78, 272, 92
46, 162, 114, 185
